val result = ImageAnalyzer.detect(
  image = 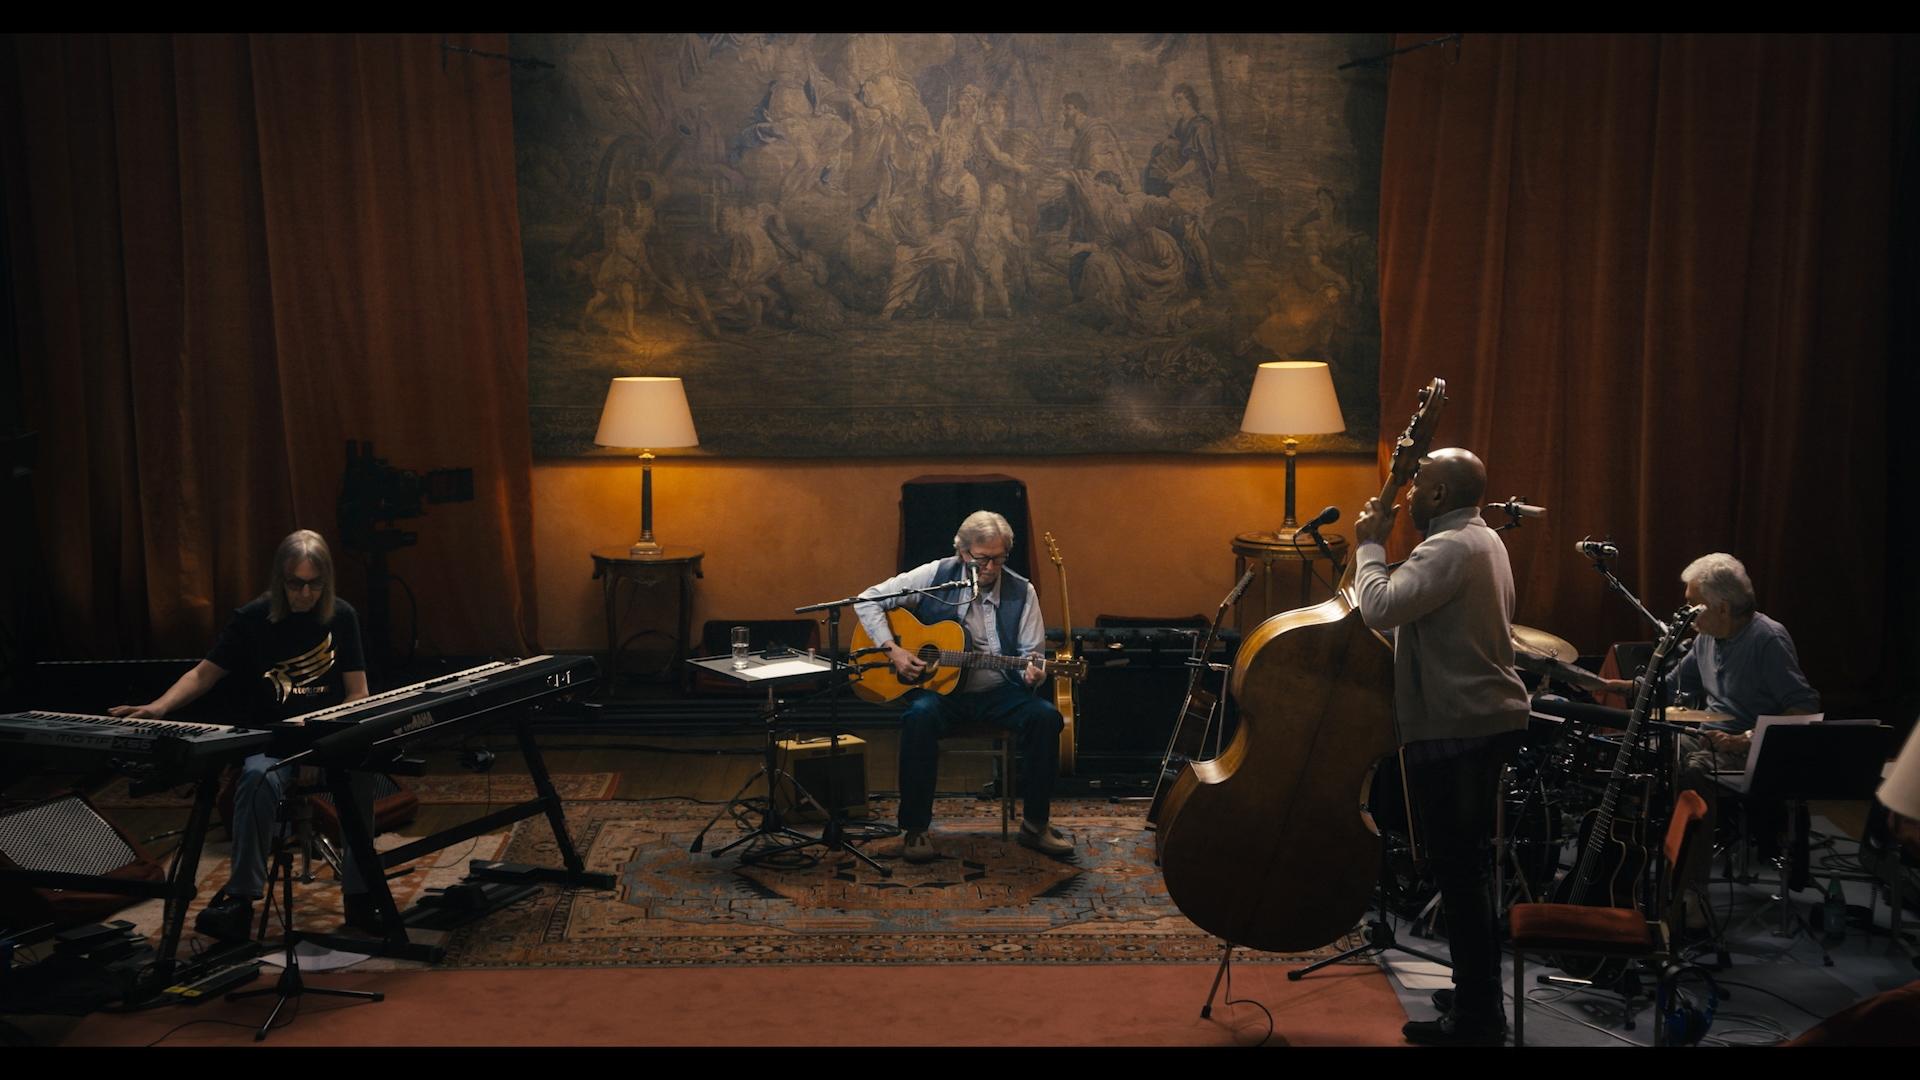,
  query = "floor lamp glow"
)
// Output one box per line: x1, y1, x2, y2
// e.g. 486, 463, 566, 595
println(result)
594, 377, 699, 557
1240, 361, 1346, 529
